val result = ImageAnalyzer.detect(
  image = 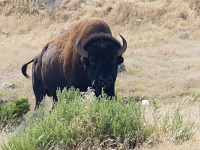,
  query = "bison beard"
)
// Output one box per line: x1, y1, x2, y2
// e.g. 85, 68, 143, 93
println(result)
21, 18, 127, 109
